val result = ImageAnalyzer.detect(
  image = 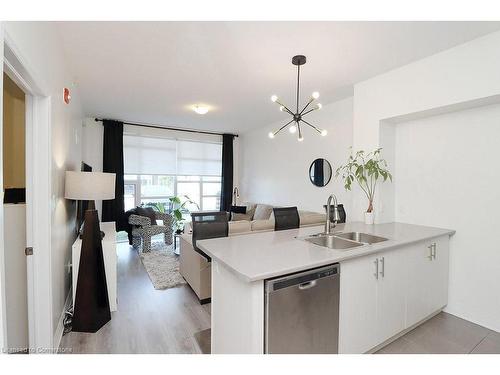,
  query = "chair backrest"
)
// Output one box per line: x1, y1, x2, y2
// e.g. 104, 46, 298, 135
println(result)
323, 204, 346, 223
273, 207, 300, 231
191, 211, 229, 261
